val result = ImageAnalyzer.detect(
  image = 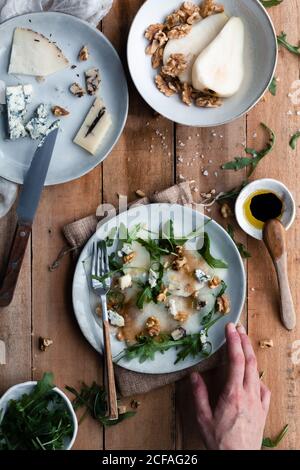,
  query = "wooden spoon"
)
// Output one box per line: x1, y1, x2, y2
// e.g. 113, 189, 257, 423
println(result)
263, 219, 296, 331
